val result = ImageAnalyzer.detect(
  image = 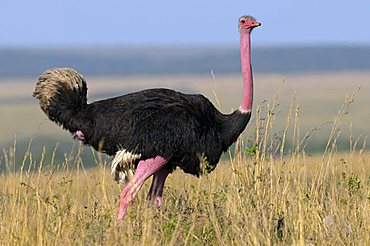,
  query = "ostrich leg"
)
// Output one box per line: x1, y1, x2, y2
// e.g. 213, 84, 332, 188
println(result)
147, 167, 172, 207
117, 156, 169, 220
